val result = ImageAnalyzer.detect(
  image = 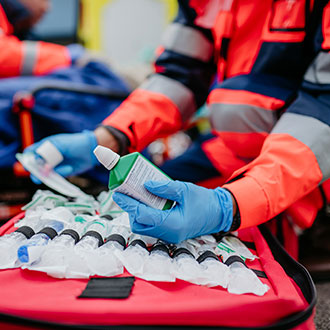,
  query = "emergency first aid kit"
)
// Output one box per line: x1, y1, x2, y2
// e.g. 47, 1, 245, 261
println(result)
0, 191, 316, 330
